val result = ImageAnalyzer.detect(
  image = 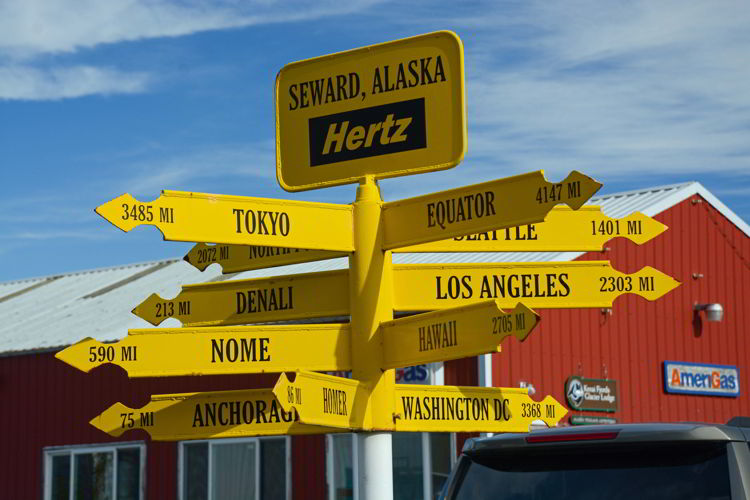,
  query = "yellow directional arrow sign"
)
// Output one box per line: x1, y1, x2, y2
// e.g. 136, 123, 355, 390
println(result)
381, 301, 539, 369
89, 388, 336, 441
185, 209, 667, 274
95, 190, 354, 252
393, 261, 680, 310
394, 385, 567, 432
273, 371, 370, 430
184, 242, 346, 274
397, 207, 668, 252
381, 170, 602, 250
132, 269, 349, 327
56, 324, 351, 377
